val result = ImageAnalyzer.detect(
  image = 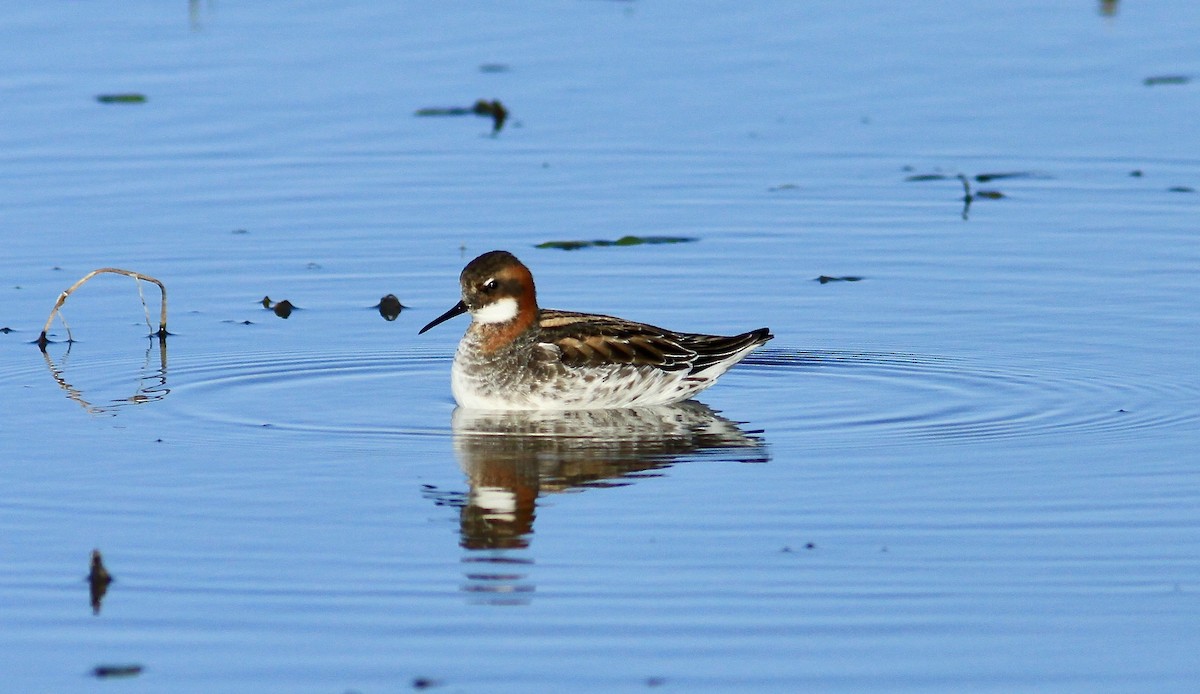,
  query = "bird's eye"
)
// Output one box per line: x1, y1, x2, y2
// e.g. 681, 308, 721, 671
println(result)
482, 278, 498, 293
